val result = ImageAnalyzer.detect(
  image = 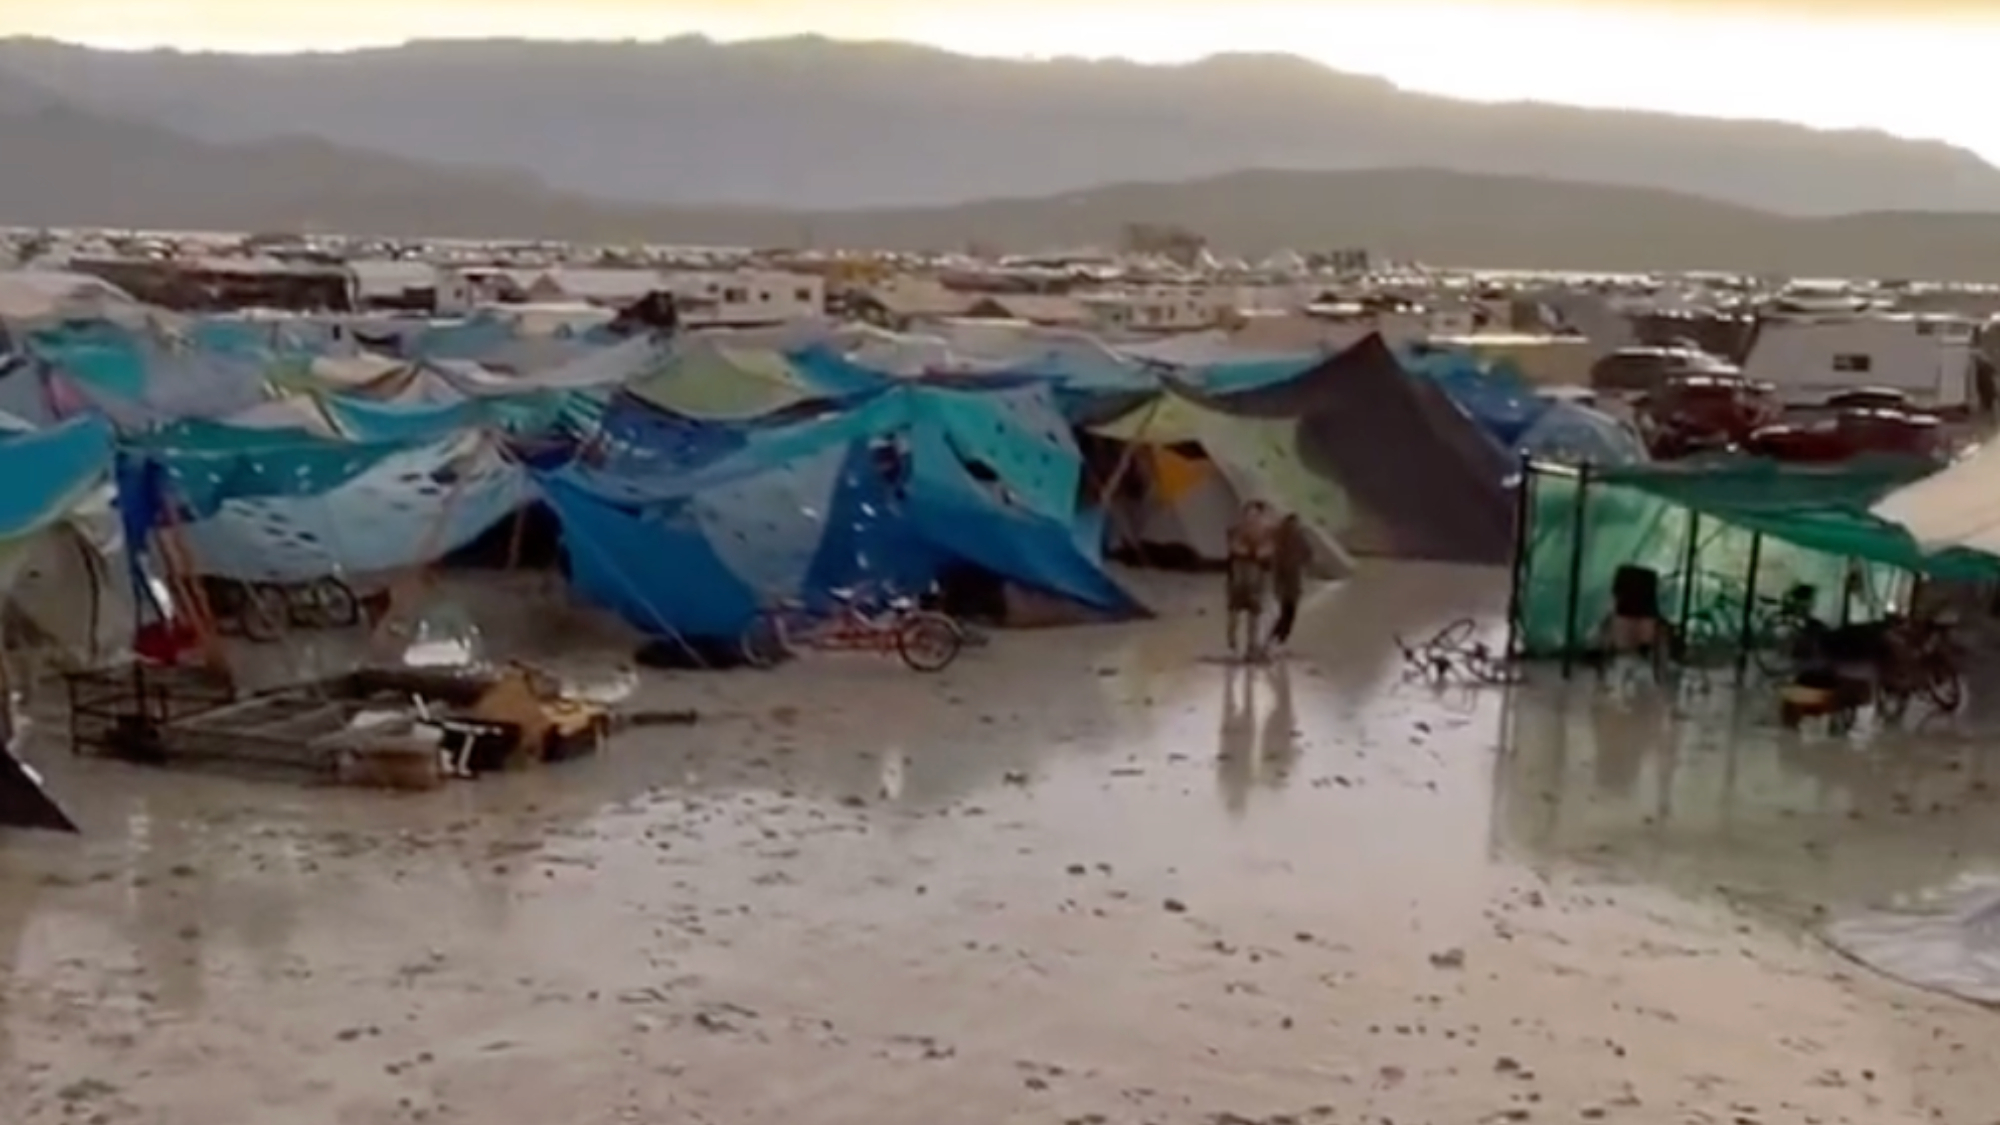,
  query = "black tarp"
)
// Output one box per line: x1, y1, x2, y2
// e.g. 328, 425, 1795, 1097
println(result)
1175, 333, 1516, 566
0, 743, 77, 833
